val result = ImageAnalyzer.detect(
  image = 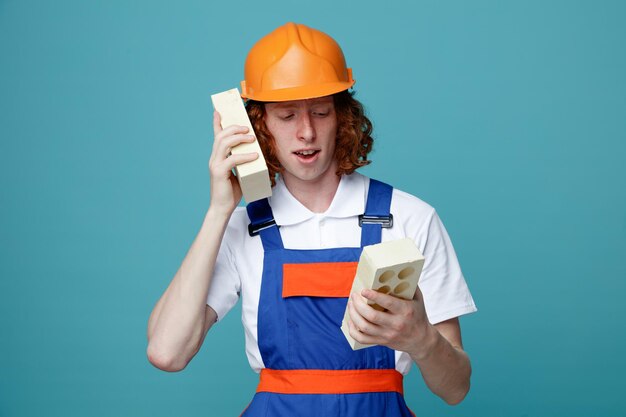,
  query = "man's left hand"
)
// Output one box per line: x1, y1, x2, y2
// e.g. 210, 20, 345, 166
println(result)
346, 286, 436, 359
